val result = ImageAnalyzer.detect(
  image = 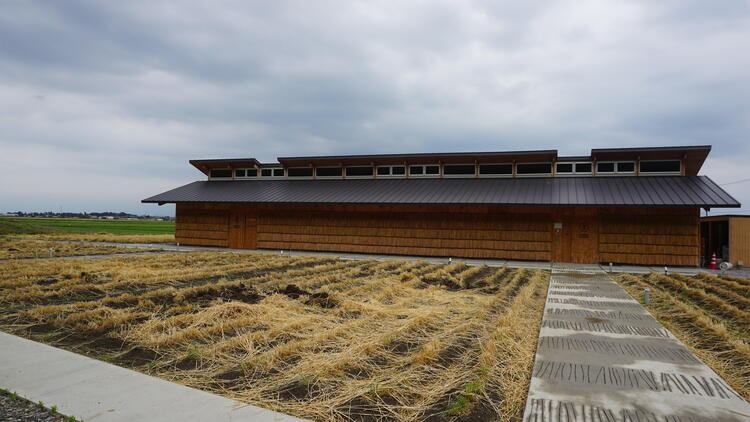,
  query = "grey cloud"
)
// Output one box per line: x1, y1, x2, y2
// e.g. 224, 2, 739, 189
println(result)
0, 0, 748, 214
